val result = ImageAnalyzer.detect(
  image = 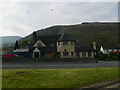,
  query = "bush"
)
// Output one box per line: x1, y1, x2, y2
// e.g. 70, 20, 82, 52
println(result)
96, 54, 108, 60
117, 52, 120, 59
108, 51, 119, 60
54, 52, 60, 58
96, 51, 120, 60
